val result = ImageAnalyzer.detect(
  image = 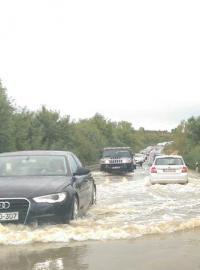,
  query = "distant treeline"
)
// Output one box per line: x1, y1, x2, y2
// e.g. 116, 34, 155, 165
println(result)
166, 118, 200, 169
0, 80, 172, 164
